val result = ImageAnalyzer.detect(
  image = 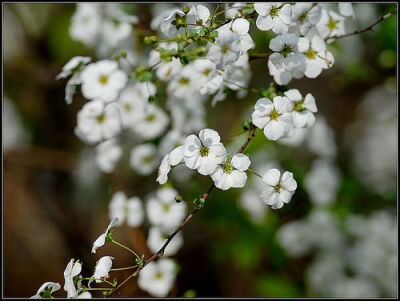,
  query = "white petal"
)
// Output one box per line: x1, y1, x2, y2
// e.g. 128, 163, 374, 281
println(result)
281, 171, 297, 191
256, 15, 273, 31
231, 170, 247, 188
262, 168, 281, 186
284, 89, 302, 102
199, 128, 221, 147
183, 135, 201, 157
232, 18, 249, 35
169, 145, 184, 166
278, 189, 292, 203
261, 186, 278, 205
264, 120, 286, 140
303, 93, 318, 112
304, 60, 323, 78
311, 35, 326, 52
297, 37, 310, 53
254, 3, 272, 16
184, 154, 202, 169
231, 153, 251, 171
